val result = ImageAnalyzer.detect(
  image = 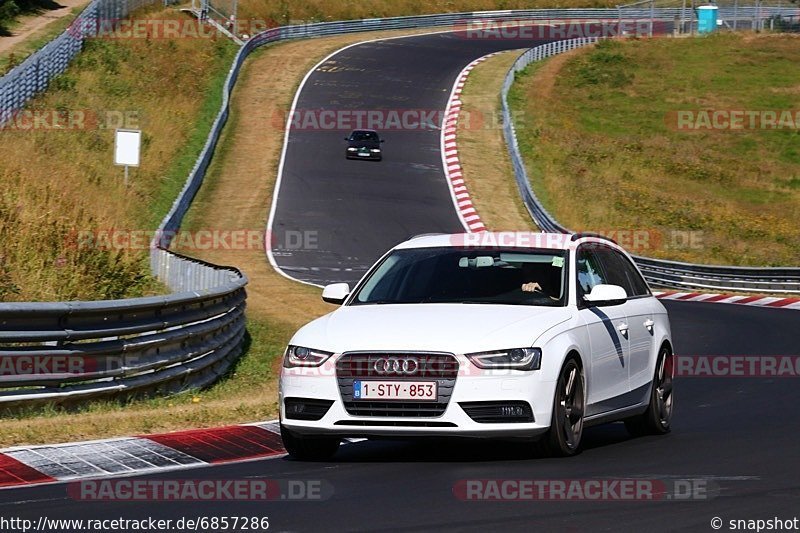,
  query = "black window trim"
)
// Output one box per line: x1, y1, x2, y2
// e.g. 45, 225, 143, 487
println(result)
575, 244, 606, 310
574, 242, 652, 309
